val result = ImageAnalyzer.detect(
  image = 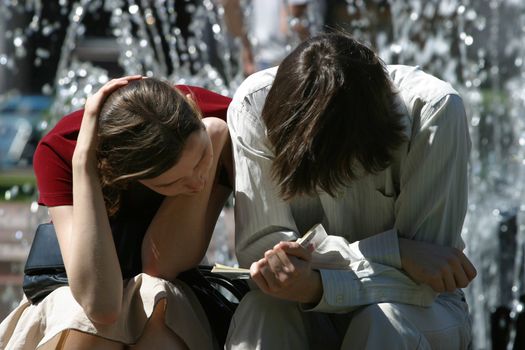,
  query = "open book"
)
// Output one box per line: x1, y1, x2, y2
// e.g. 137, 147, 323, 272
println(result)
211, 223, 328, 278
